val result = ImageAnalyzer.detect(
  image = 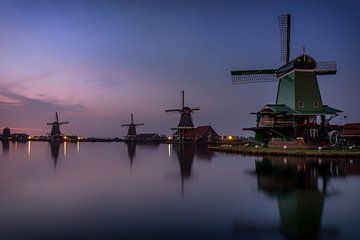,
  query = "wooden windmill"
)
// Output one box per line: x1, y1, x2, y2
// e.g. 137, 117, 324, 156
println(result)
231, 14, 342, 143
165, 90, 200, 142
121, 113, 144, 141
47, 112, 69, 140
